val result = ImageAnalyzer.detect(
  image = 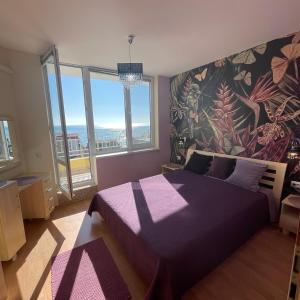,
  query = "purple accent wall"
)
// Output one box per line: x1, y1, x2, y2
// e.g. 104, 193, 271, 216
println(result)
96, 76, 170, 190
